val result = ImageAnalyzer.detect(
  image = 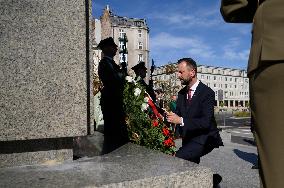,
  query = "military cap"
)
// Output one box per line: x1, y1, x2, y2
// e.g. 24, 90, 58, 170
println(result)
131, 61, 147, 71
97, 37, 117, 49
